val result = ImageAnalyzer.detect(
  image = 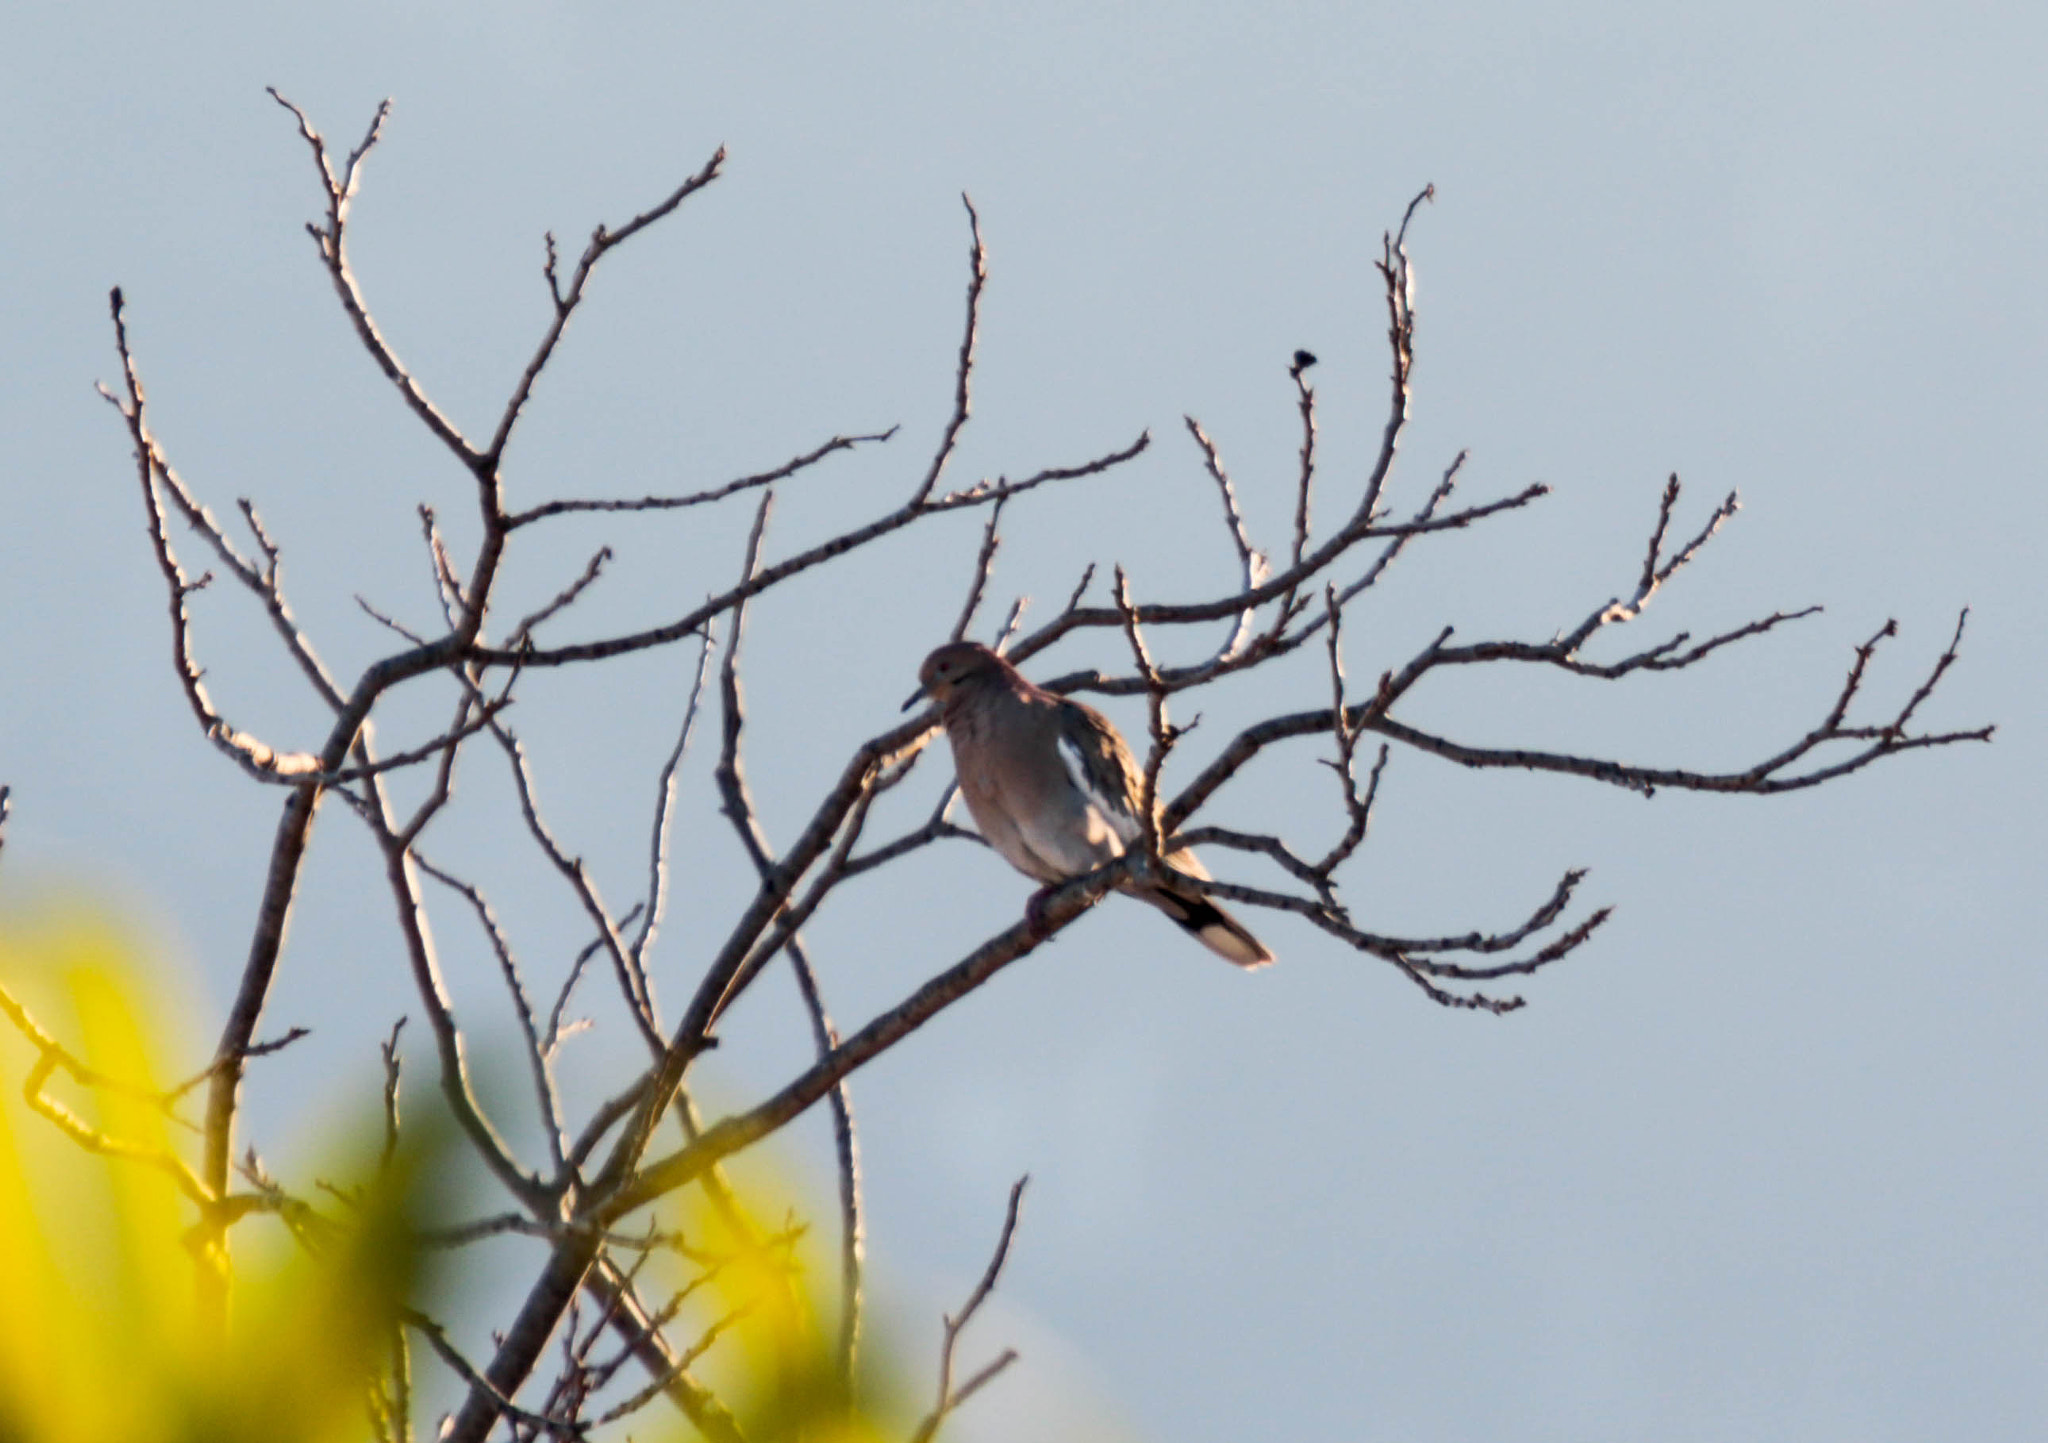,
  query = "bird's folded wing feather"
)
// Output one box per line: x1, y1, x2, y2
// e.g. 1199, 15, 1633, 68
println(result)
1054, 700, 1146, 848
